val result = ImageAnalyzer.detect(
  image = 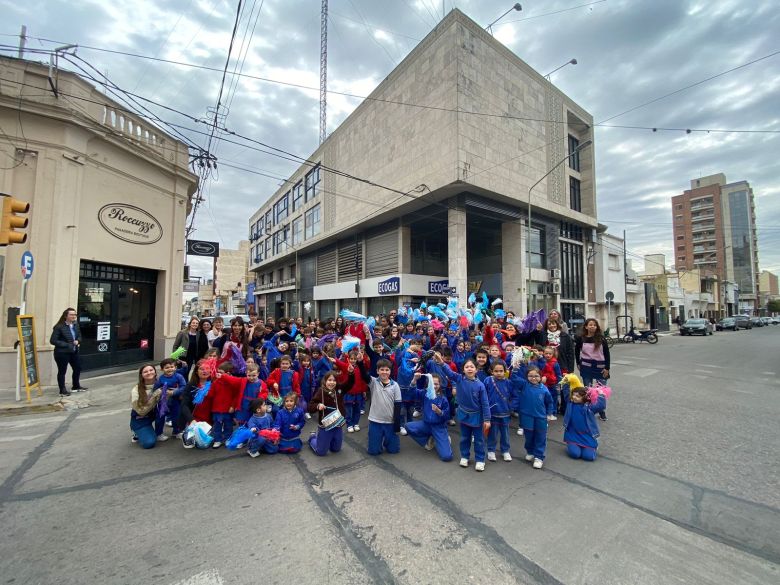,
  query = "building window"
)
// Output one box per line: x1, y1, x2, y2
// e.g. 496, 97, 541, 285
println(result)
569, 177, 581, 212
559, 221, 583, 241
289, 263, 296, 281
272, 225, 290, 255
305, 165, 321, 202
530, 225, 546, 269
608, 254, 620, 270
255, 243, 263, 263
292, 181, 304, 211
264, 237, 271, 259
568, 134, 580, 171
305, 204, 321, 239
277, 268, 284, 282
292, 216, 303, 246
676, 235, 685, 240
264, 210, 272, 232
676, 204, 683, 210
560, 241, 584, 299
274, 192, 290, 224
675, 215, 683, 222
678, 256, 686, 263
